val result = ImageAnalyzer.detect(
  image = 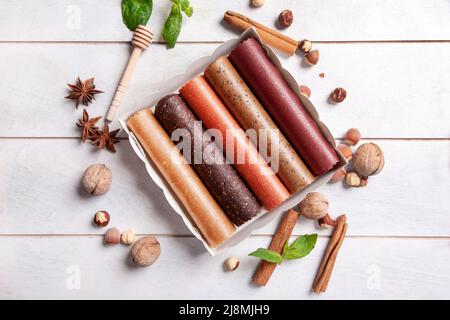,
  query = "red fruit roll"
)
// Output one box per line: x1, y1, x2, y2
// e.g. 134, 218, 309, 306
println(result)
229, 37, 339, 176
180, 76, 290, 210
